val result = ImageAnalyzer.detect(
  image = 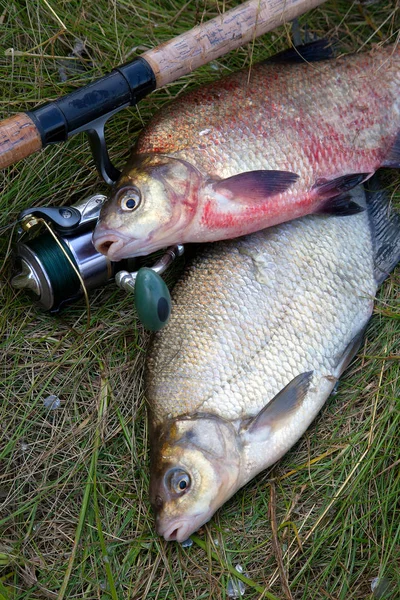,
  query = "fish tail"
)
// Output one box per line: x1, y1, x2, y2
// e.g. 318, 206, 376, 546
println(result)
365, 176, 400, 285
